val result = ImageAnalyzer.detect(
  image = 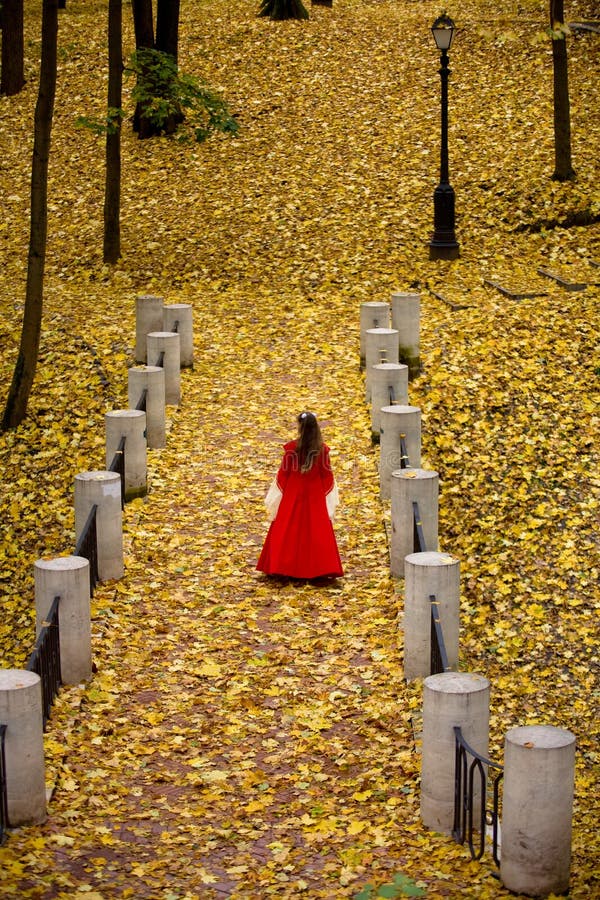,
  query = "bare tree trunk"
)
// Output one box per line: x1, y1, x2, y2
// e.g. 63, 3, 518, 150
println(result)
1, 0, 25, 96
156, 0, 180, 60
550, 0, 575, 181
2, 0, 59, 430
131, 0, 155, 137
104, 0, 122, 264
